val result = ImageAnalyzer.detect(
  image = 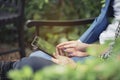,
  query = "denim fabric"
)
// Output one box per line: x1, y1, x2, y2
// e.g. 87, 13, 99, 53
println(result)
71, 56, 94, 63
29, 50, 52, 61
29, 50, 93, 63
13, 56, 54, 72
79, 0, 113, 44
